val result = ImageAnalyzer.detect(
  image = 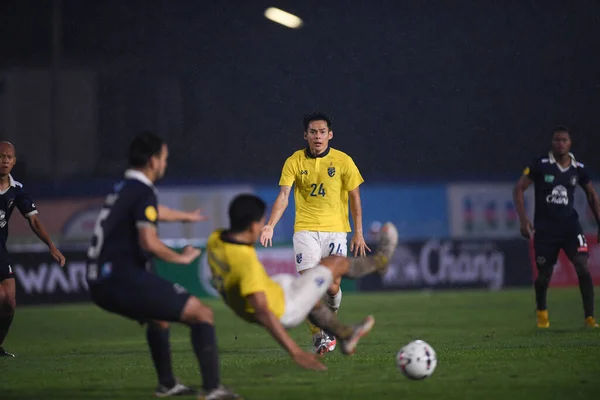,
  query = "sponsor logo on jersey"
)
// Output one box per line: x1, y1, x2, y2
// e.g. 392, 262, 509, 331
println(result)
296, 253, 303, 264
173, 283, 188, 294
544, 174, 555, 183
546, 185, 568, 205
570, 175, 578, 186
